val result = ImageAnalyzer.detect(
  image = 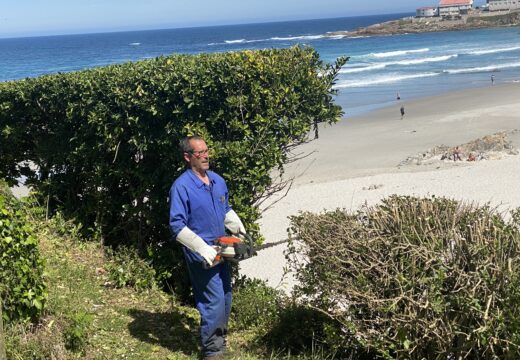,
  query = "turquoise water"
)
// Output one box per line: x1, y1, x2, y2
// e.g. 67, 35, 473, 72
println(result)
2, 13, 520, 116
